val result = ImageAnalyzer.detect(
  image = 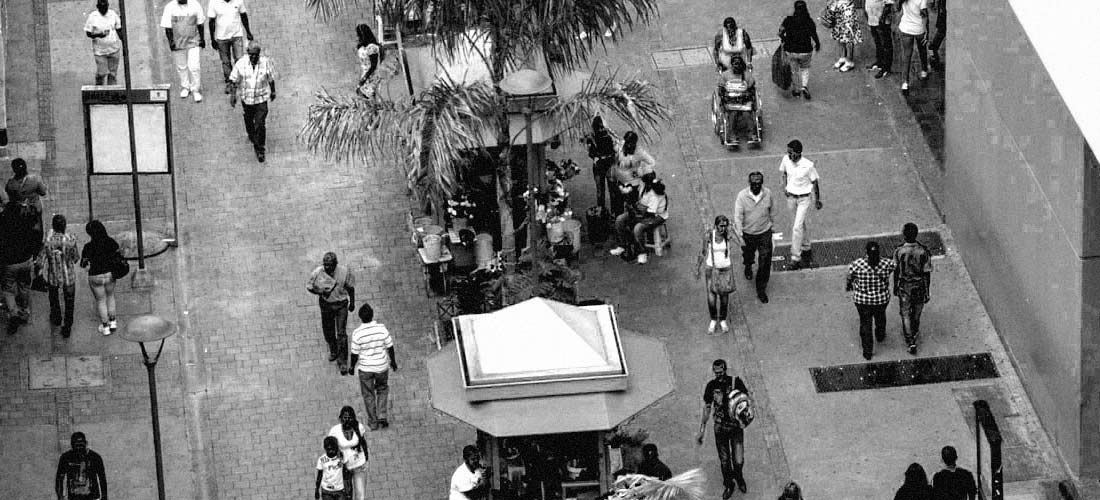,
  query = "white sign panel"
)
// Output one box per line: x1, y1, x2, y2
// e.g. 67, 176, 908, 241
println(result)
88, 104, 169, 173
